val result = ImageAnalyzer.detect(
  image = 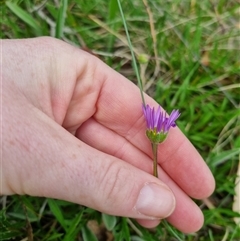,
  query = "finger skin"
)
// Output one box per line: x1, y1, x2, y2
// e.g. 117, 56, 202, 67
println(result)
136, 219, 161, 229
